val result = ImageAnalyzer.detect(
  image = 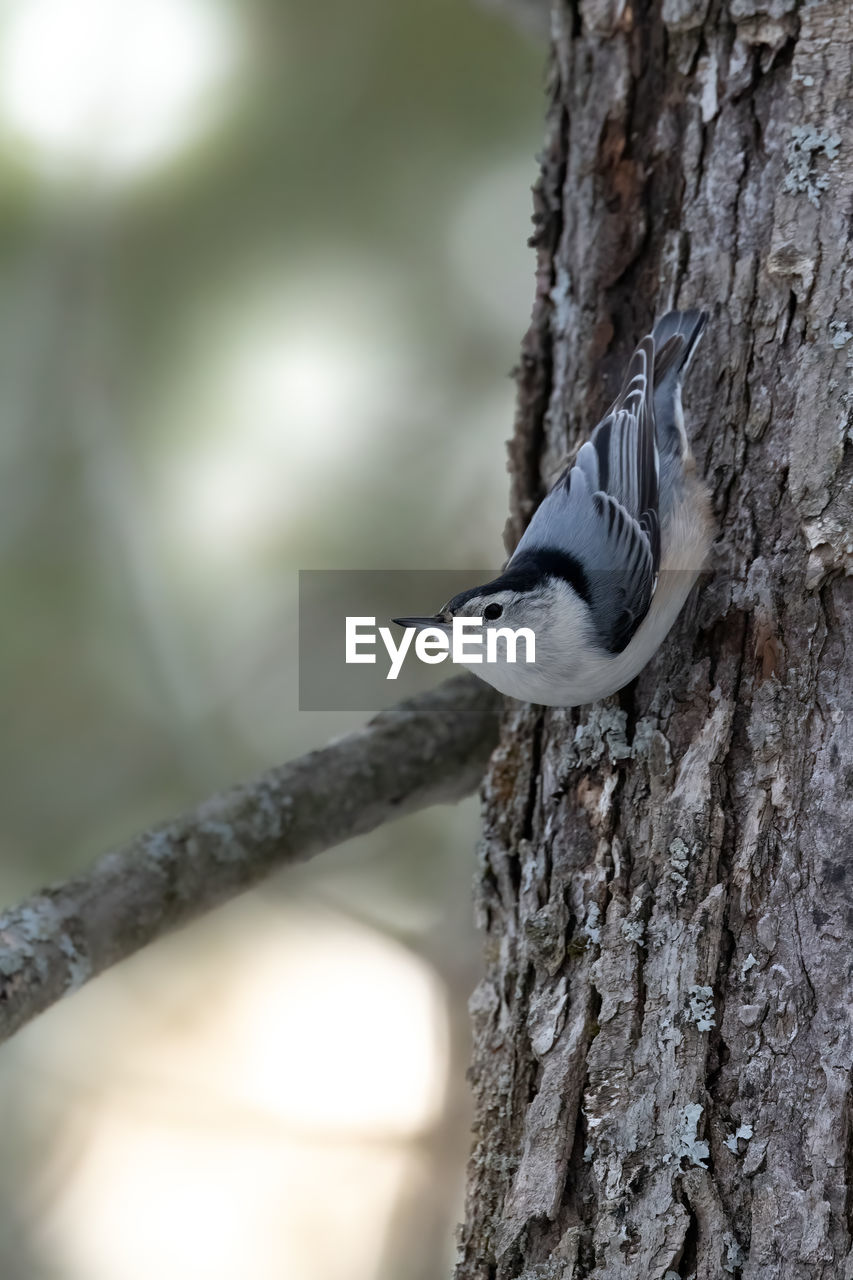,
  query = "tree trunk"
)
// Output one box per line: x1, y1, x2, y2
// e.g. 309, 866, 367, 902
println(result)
458, 1, 852, 1276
